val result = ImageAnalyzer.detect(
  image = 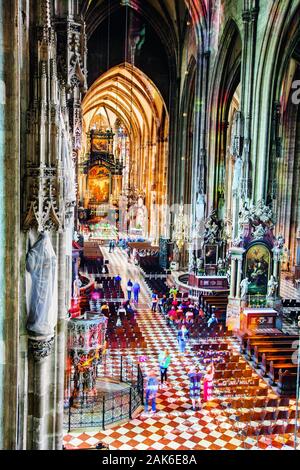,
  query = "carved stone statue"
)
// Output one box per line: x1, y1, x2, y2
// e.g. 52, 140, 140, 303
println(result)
26, 232, 57, 336
196, 193, 205, 221
197, 257, 204, 271
240, 277, 249, 300
248, 200, 274, 226
173, 243, 180, 263
217, 258, 224, 270
267, 275, 278, 298
239, 201, 251, 224
73, 276, 82, 299
217, 258, 225, 275
232, 156, 243, 195
226, 266, 231, 284
274, 234, 285, 250
252, 223, 266, 240
233, 232, 243, 247
188, 254, 196, 274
